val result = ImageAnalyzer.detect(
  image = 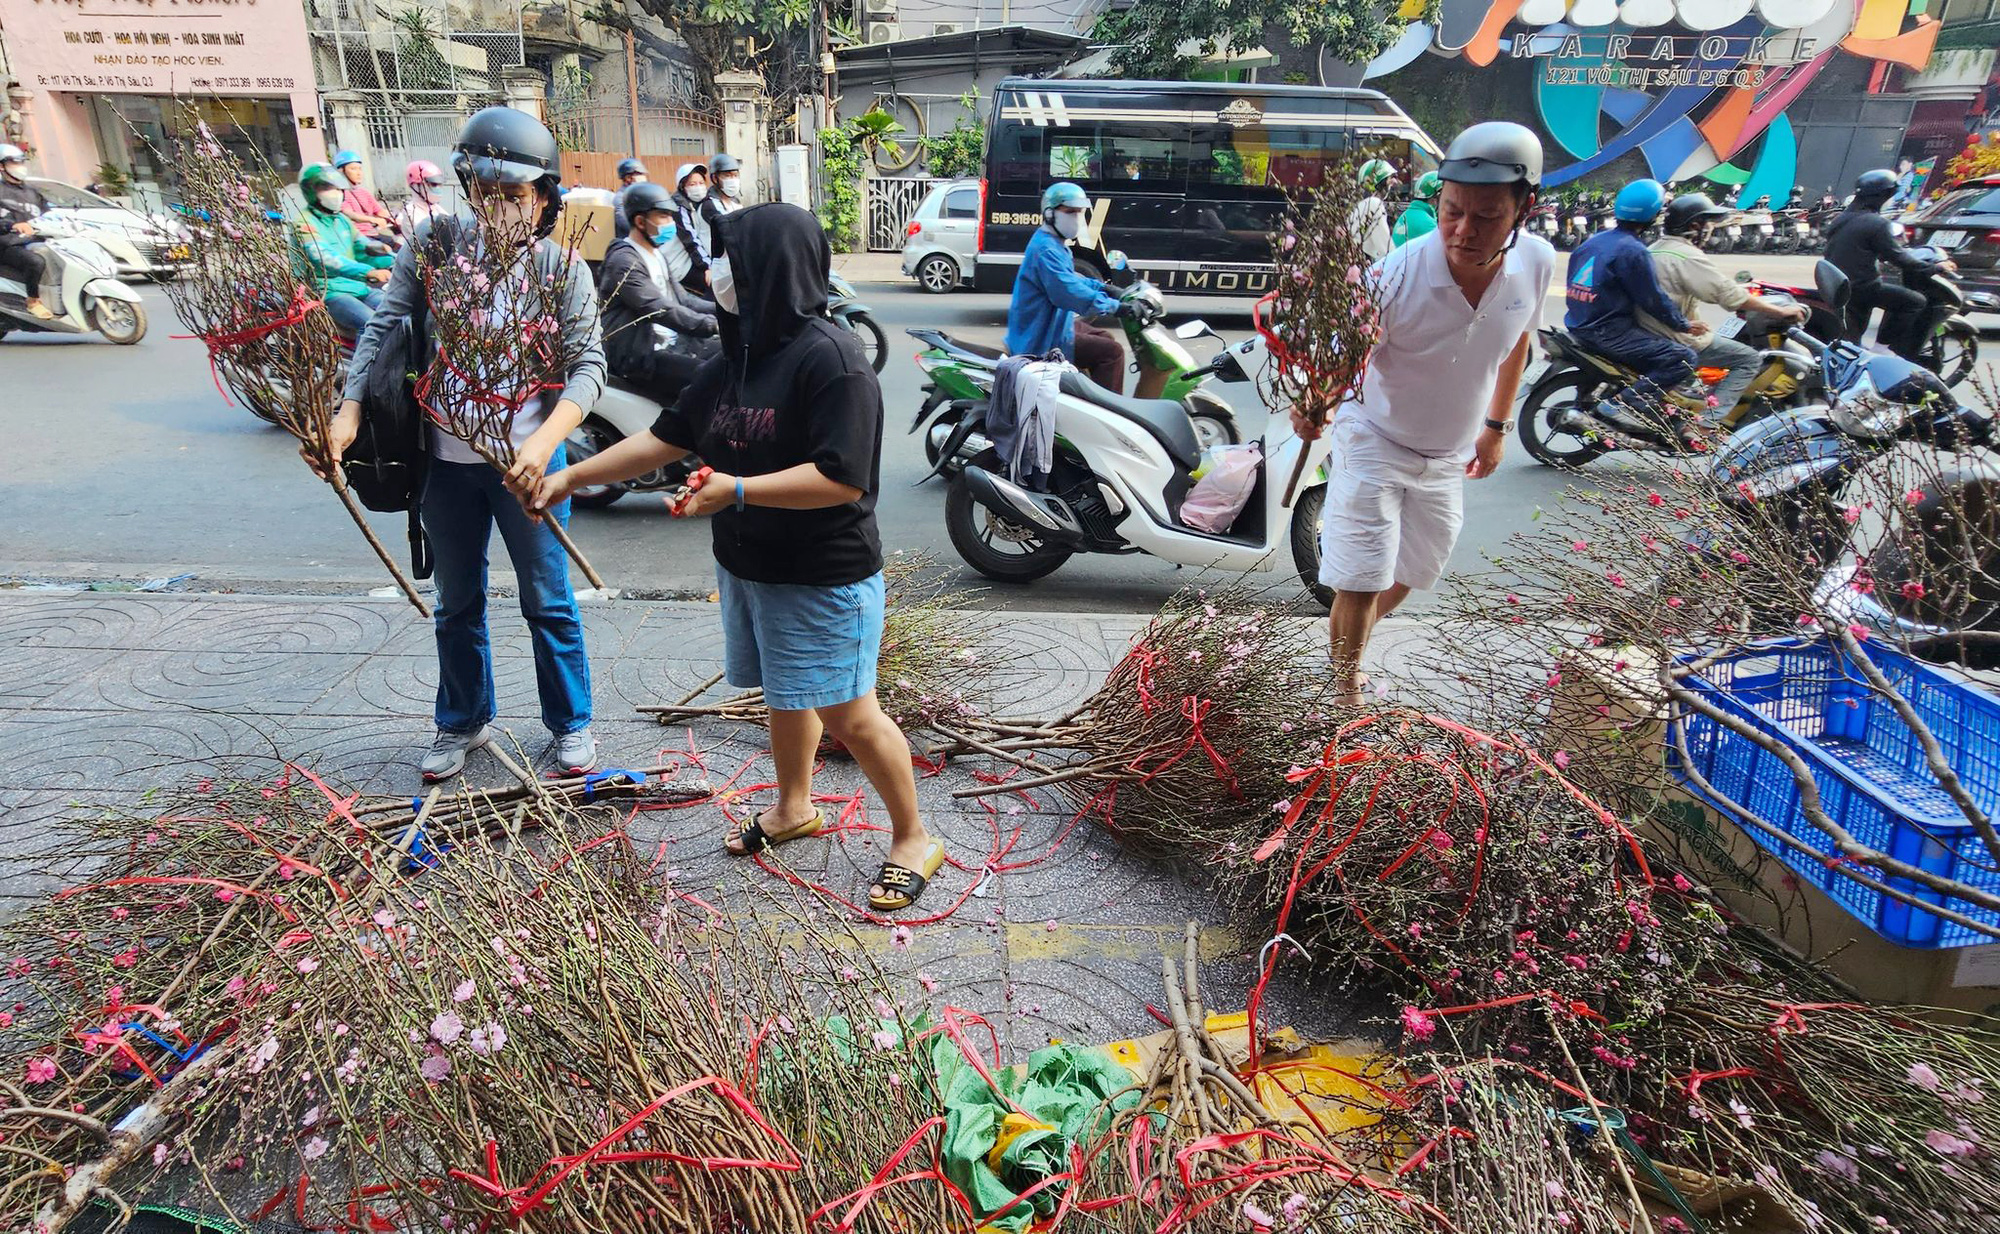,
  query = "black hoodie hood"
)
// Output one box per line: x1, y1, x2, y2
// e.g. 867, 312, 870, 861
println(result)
712, 202, 831, 368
